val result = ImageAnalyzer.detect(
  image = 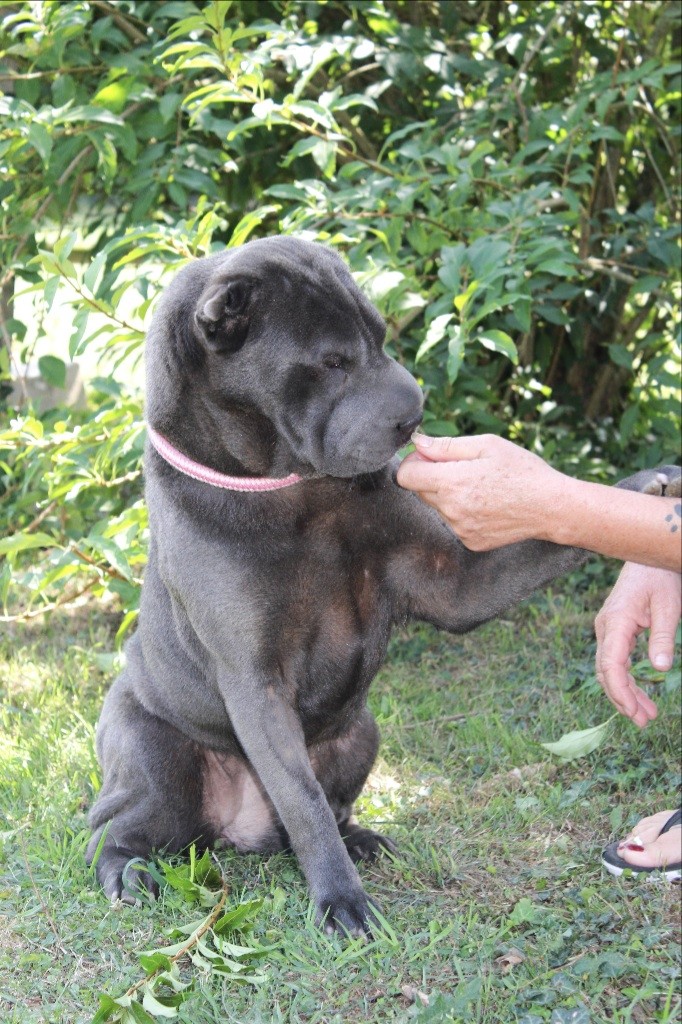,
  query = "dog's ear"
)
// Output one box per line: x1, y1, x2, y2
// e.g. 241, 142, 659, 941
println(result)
194, 277, 255, 353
